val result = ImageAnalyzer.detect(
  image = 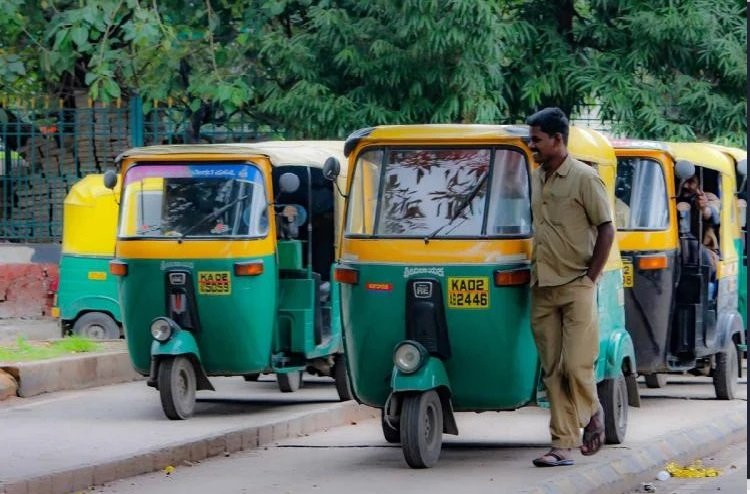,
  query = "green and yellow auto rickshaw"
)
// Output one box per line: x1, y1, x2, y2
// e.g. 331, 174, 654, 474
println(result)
104, 141, 351, 419
707, 144, 747, 328
53, 174, 122, 339
612, 140, 746, 398
326, 124, 638, 468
